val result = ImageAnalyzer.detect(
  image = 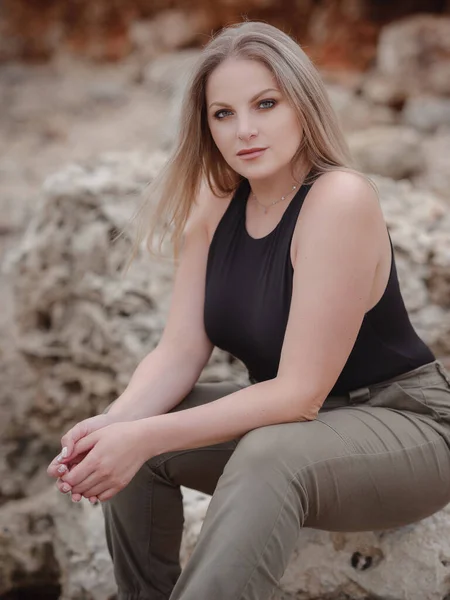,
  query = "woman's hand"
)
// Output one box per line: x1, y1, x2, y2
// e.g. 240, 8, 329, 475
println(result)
57, 421, 151, 502
53, 451, 92, 503
47, 413, 121, 502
